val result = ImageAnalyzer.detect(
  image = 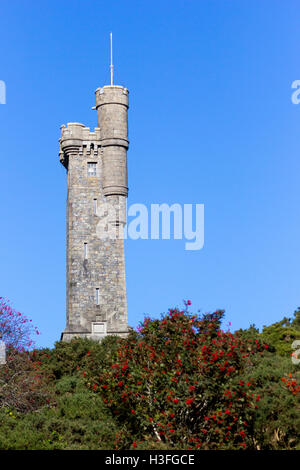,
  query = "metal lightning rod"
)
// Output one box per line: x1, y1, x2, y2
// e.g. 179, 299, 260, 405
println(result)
110, 32, 114, 86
